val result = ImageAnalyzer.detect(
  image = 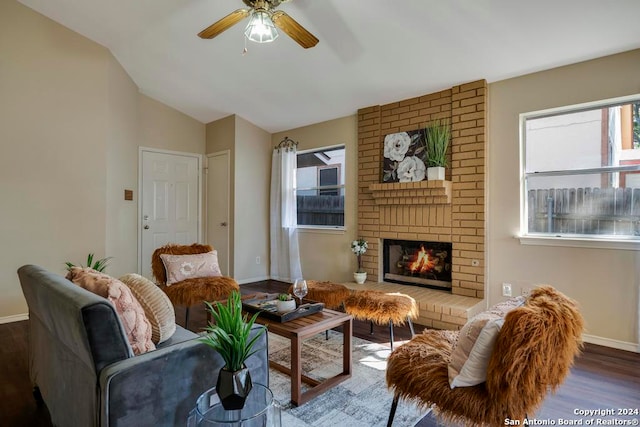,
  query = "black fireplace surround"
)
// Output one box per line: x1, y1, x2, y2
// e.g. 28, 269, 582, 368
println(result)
383, 239, 452, 291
